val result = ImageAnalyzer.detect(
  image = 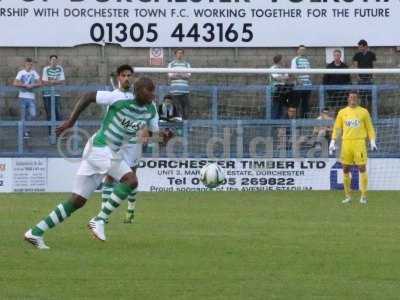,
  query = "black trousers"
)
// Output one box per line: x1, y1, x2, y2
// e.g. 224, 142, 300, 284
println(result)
171, 94, 190, 120
271, 84, 293, 119
289, 90, 311, 118
43, 95, 61, 135
358, 80, 372, 112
